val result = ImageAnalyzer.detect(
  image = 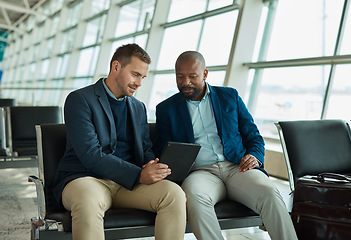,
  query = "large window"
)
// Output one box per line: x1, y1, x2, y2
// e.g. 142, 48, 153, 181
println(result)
246, 0, 351, 138
1, 0, 350, 139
